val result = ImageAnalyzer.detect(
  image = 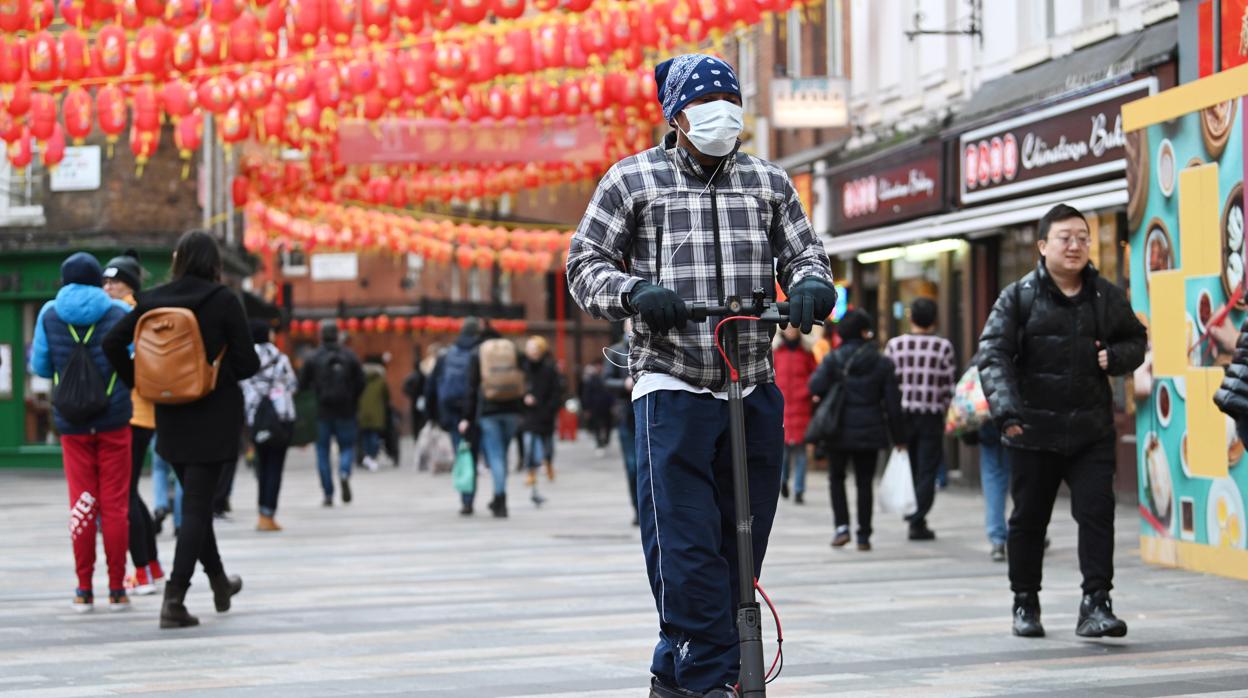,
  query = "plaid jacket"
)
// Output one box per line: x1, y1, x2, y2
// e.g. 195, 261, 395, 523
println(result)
883, 334, 957, 415
567, 133, 834, 390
